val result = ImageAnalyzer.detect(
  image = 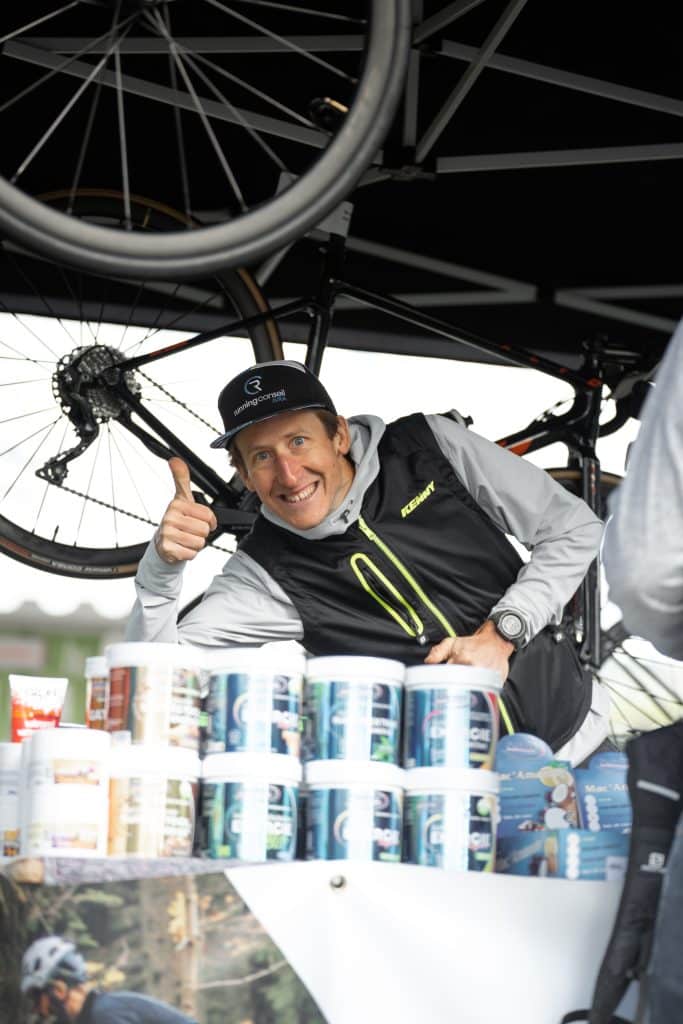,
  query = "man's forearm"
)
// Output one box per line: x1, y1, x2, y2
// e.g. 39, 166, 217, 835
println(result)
124, 540, 184, 642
